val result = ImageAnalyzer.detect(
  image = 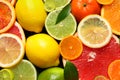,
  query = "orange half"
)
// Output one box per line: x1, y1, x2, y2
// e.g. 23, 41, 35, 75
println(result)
59, 35, 83, 60
101, 0, 120, 35
0, 0, 15, 33
108, 59, 120, 80
97, 0, 114, 5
